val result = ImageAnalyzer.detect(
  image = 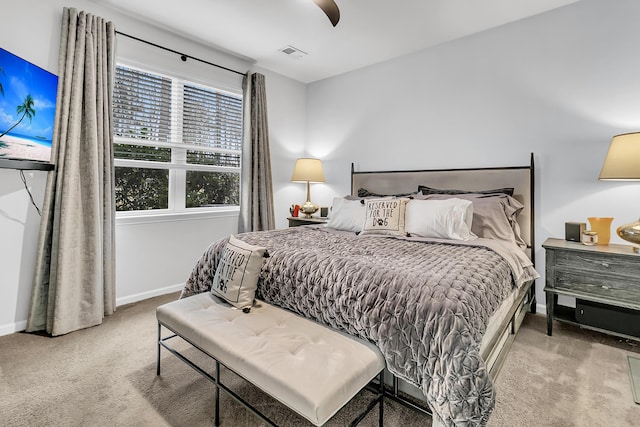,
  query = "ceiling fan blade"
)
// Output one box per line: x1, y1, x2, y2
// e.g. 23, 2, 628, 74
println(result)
313, 0, 340, 27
